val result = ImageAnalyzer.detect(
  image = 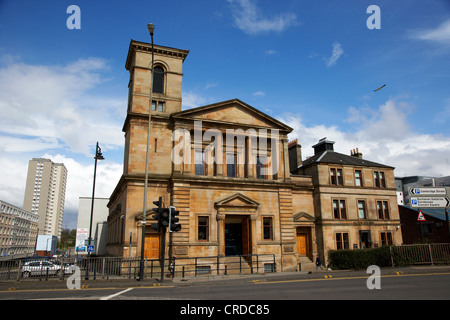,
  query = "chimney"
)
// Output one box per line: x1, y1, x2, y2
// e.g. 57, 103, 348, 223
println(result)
288, 139, 302, 173
350, 148, 363, 159
312, 137, 335, 155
